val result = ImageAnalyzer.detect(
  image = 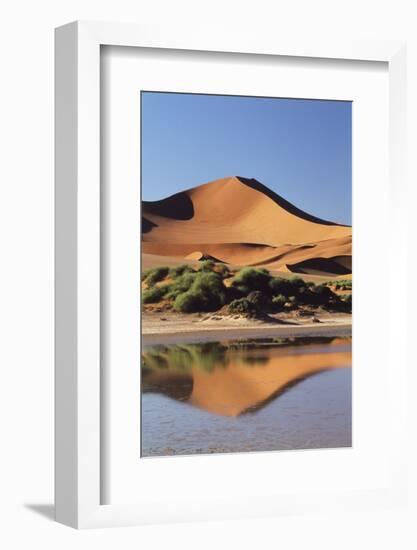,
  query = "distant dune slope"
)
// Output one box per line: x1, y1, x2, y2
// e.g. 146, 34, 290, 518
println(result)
142, 176, 352, 277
